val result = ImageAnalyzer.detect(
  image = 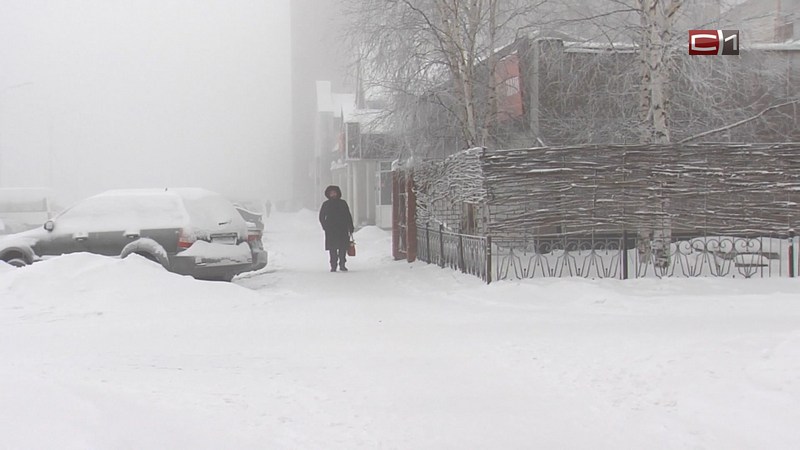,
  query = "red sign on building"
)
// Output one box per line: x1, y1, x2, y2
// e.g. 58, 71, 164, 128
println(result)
494, 54, 524, 121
